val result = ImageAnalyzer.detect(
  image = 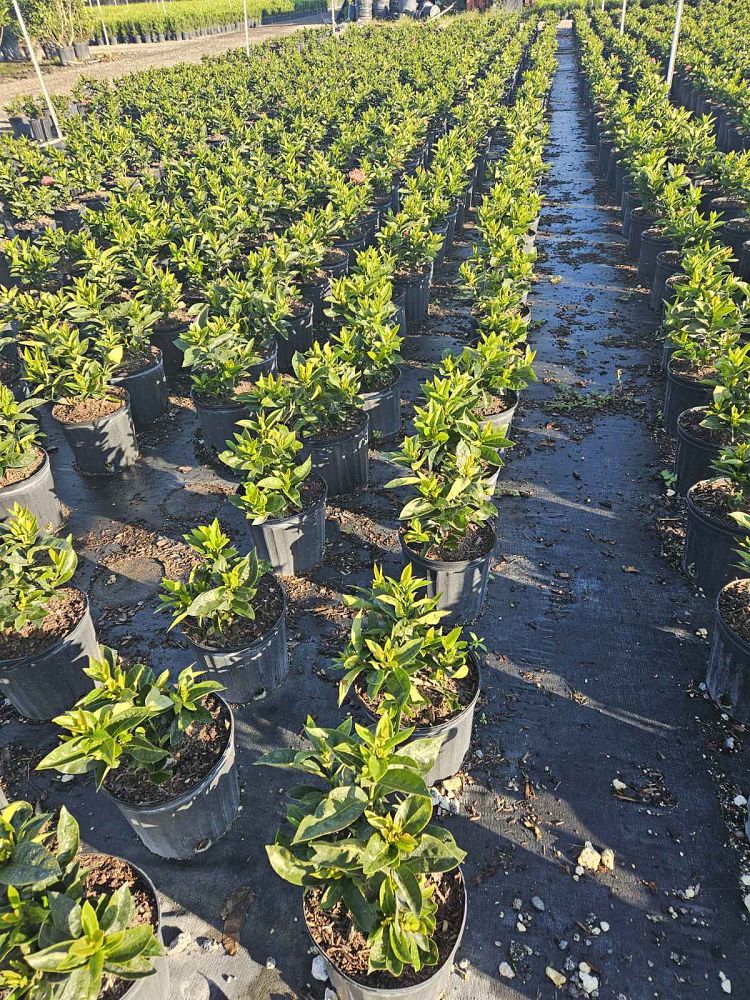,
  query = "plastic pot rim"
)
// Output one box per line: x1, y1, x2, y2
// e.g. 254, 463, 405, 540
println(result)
103, 693, 235, 814
686, 477, 750, 539
303, 867, 468, 996
399, 524, 497, 572
181, 576, 286, 656
0, 587, 90, 671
